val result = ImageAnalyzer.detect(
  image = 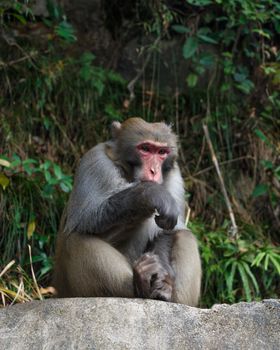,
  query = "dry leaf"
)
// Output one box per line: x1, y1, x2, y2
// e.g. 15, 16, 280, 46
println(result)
27, 221, 36, 239
0, 159, 11, 167
0, 173, 10, 190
